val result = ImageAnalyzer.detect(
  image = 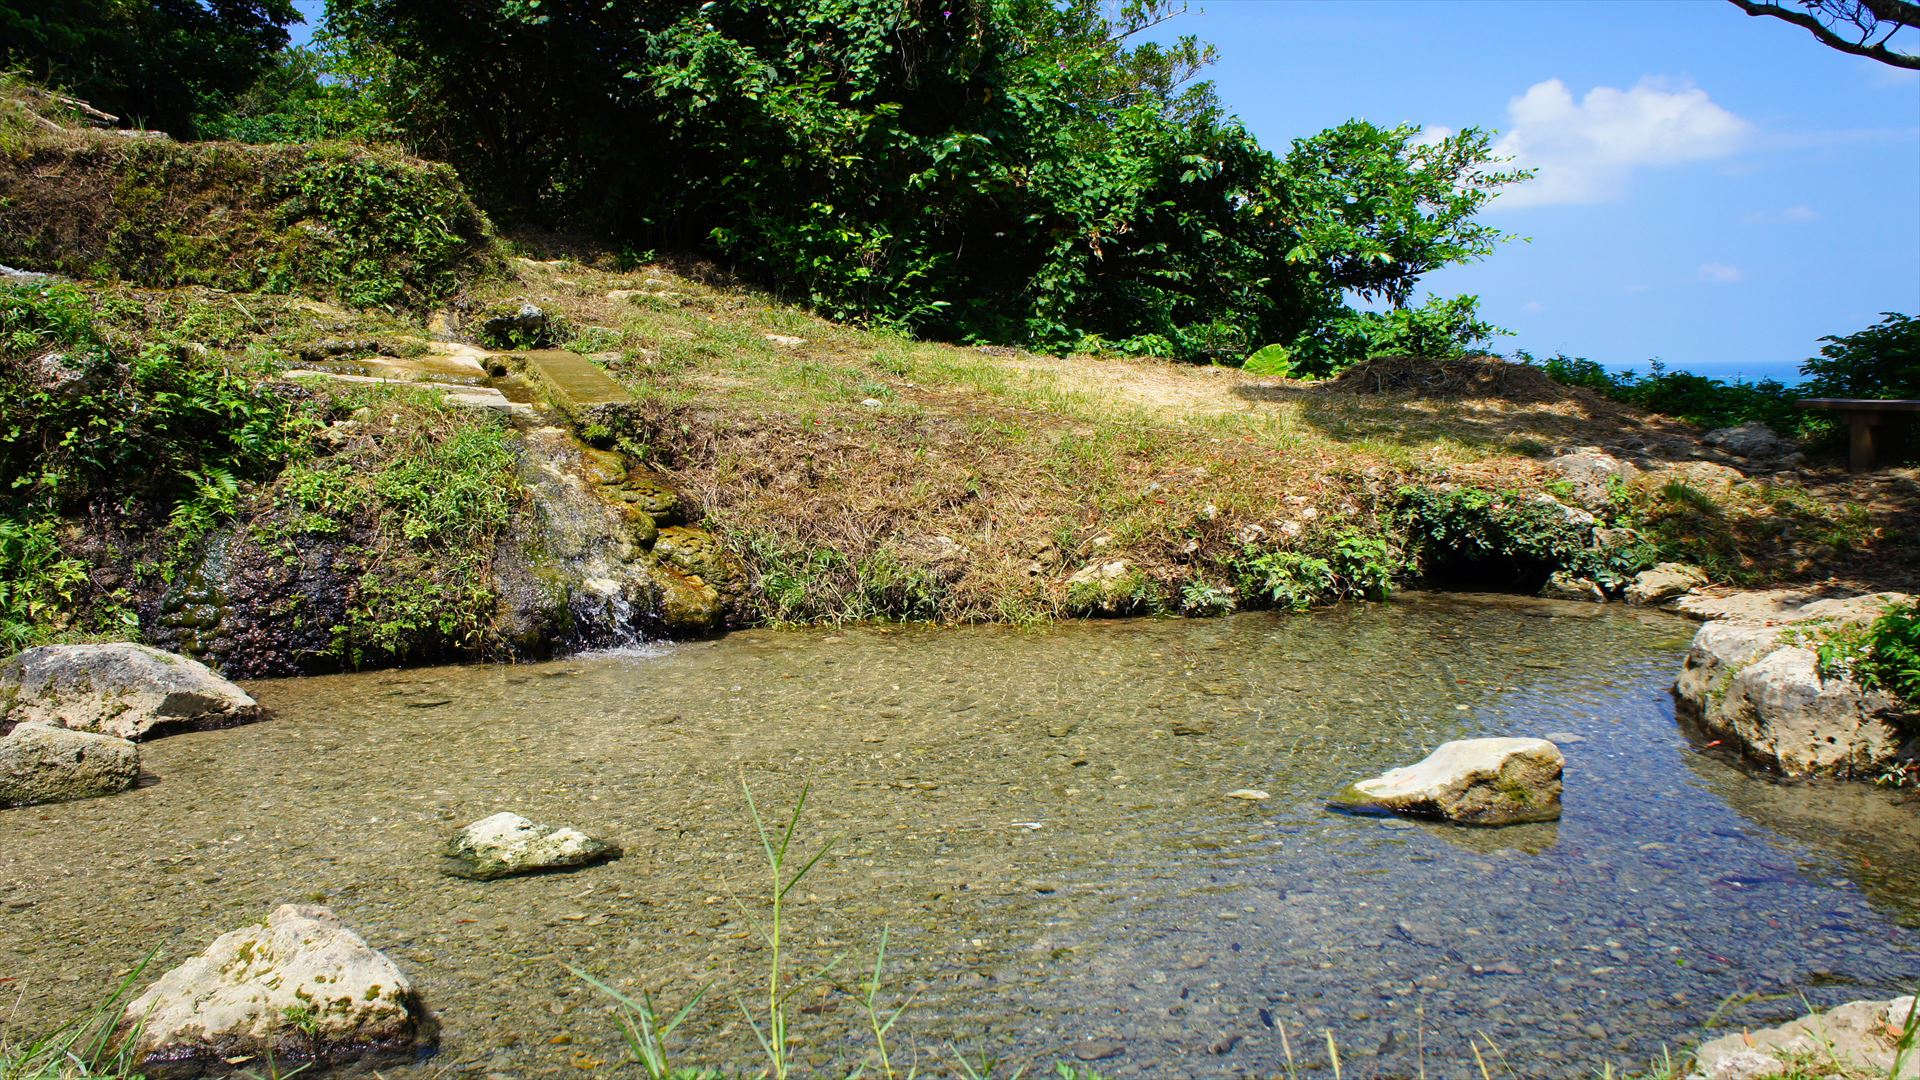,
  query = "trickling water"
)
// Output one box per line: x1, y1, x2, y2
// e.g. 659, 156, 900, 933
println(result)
1, 594, 1915, 1078
507, 424, 660, 652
